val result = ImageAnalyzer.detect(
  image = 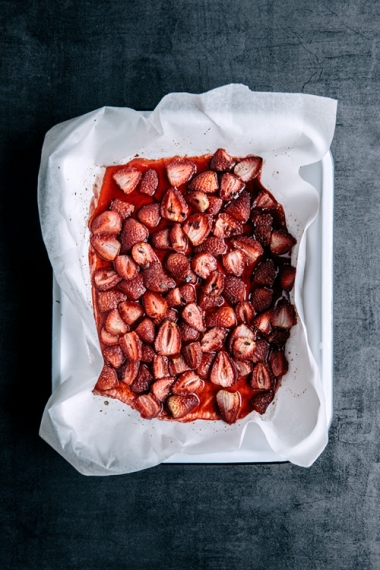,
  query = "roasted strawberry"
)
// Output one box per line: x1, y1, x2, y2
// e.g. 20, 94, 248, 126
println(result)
179, 284, 197, 304
118, 273, 146, 299
227, 323, 256, 353
252, 260, 276, 287
202, 270, 224, 296
200, 327, 227, 352
118, 301, 144, 325
235, 301, 255, 325
168, 355, 191, 375
121, 218, 148, 251
231, 237, 263, 266
251, 363, 273, 390
170, 223, 188, 253
213, 214, 243, 239
210, 148, 235, 171
91, 211, 122, 235
271, 300, 296, 329
279, 265, 296, 291
251, 287, 273, 313
167, 394, 200, 419
130, 364, 153, 394
206, 196, 223, 216
198, 293, 224, 311
143, 262, 176, 293
267, 329, 290, 347
97, 290, 127, 312
100, 327, 120, 346
253, 311, 272, 335
269, 350, 288, 377
143, 291, 168, 320
172, 371, 204, 396
216, 390, 241, 424
134, 393, 162, 419
206, 307, 236, 328
222, 250, 246, 276
219, 173, 245, 201
154, 321, 181, 355
131, 242, 158, 268
94, 268, 122, 291
251, 339, 270, 364
225, 190, 251, 223
194, 236, 227, 256
234, 359, 253, 378
114, 255, 139, 281
182, 303, 205, 332
191, 253, 217, 279
185, 190, 209, 212
253, 212, 273, 246
251, 391, 274, 414
183, 213, 212, 246
160, 187, 189, 222
270, 230, 296, 255
113, 167, 142, 194
151, 376, 175, 402
110, 198, 134, 219
103, 345, 125, 368
197, 352, 215, 379
234, 156, 262, 182
166, 288, 184, 308
94, 364, 119, 392
135, 318, 155, 344
188, 171, 218, 194
151, 228, 172, 250
210, 351, 237, 387
182, 342, 202, 369
105, 308, 129, 335
166, 160, 196, 187
223, 276, 247, 305
137, 203, 161, 228
120, 359, 140, 385
141, 344, 156, 363
152, 355, 170, 379
178, 322, 200, 342
253, 190, 277, 209
120, 331, 142, 361
232, 337, 257, 361
165, 253, 195, 283
139, 169, 158, 196
90, 235, 121, 261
